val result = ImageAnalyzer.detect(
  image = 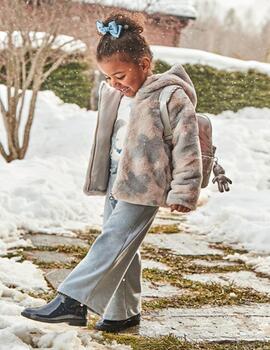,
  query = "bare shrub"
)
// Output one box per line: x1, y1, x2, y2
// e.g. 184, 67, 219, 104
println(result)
0, 0, 85, 162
